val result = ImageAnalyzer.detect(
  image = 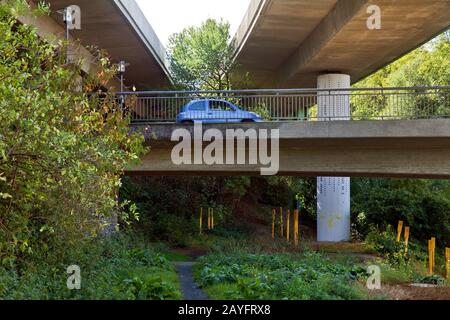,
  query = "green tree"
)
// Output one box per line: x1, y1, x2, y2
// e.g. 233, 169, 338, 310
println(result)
168, 19, 248, 90
357, 31, 450, 88
353, 31, 450, 119
351, 179, 450, 243
0, 0, 146, 266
